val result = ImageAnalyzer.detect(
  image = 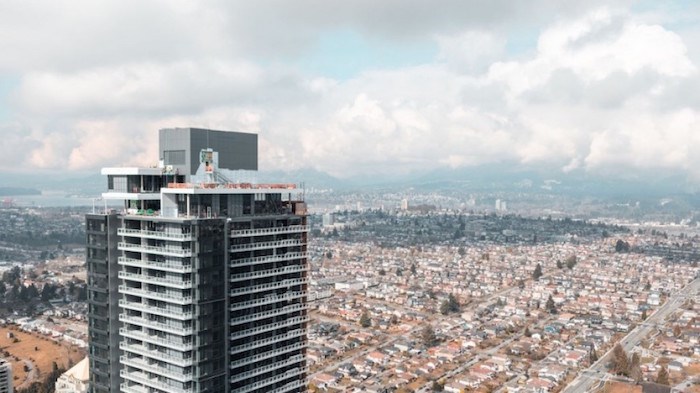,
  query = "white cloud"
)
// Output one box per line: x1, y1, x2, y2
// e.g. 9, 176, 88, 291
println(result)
0, 4, 699, 182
